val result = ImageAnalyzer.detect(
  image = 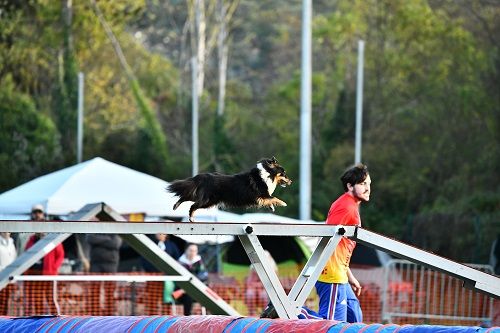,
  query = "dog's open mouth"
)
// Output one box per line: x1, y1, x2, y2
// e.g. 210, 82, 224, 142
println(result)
279, 177, 292, 187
